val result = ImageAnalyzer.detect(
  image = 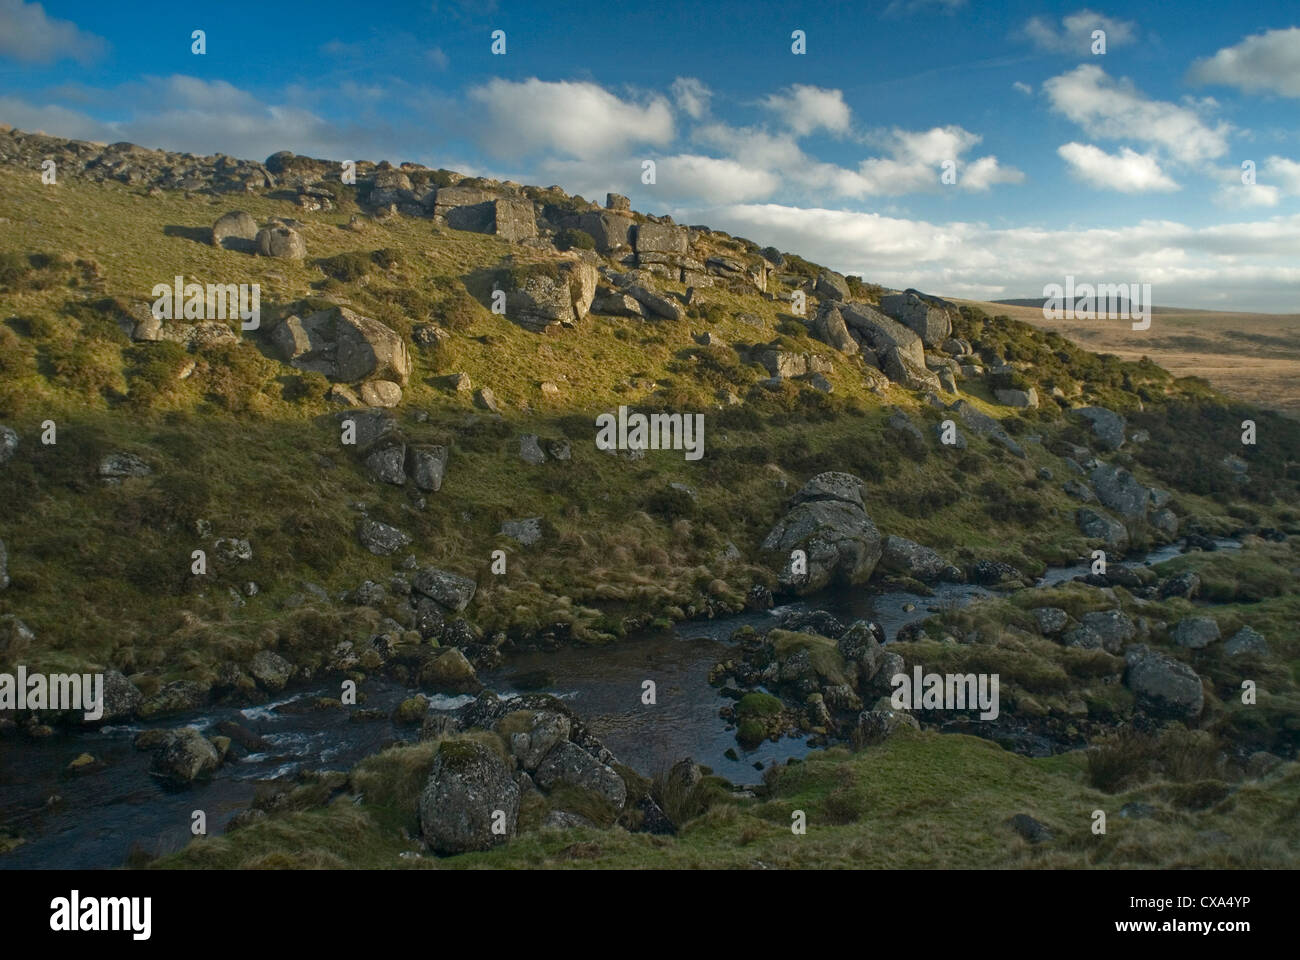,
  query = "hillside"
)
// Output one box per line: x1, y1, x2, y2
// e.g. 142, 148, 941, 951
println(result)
0, 124, 1297, 870
966, 299, 1300, 418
